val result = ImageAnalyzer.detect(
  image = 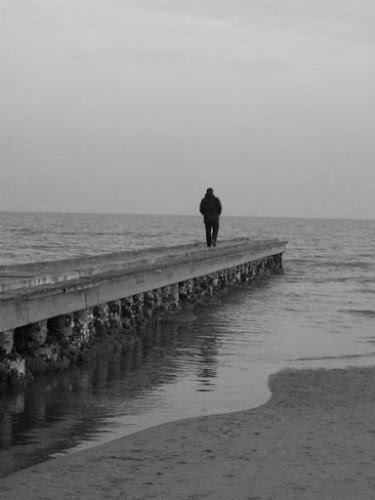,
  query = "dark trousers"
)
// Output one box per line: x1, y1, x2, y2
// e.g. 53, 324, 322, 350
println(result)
204, 219, 219, 247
